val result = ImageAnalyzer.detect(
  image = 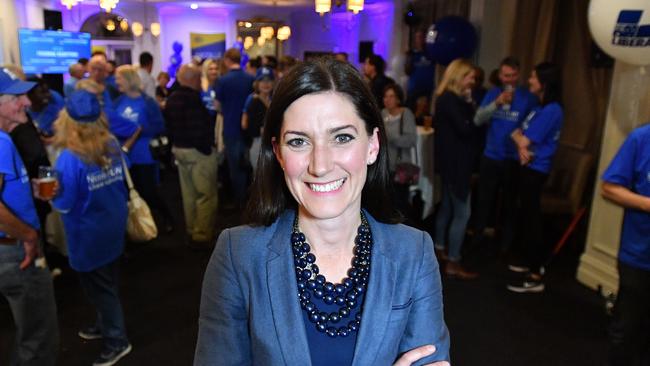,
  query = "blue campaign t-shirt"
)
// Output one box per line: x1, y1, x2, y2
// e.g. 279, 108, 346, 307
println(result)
27, 90, 64, 136
114, 94, 164, 165
202, 89, 218, 117
520, 102, 563, 174
481, 86, 538, 161
102, 89, 140, 139
215, 69, 255, 140
406, 50, 436, 96
602, 124, 650, 271
0, 131, 40, 238
52, 149, 128, 272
